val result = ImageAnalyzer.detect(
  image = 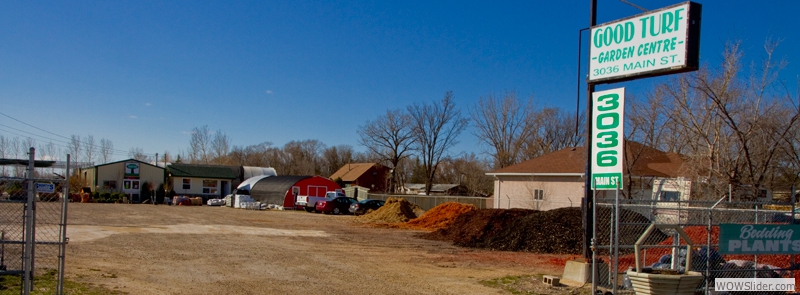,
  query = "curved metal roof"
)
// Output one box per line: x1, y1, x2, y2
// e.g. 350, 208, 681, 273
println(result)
249, 176, 311, 205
